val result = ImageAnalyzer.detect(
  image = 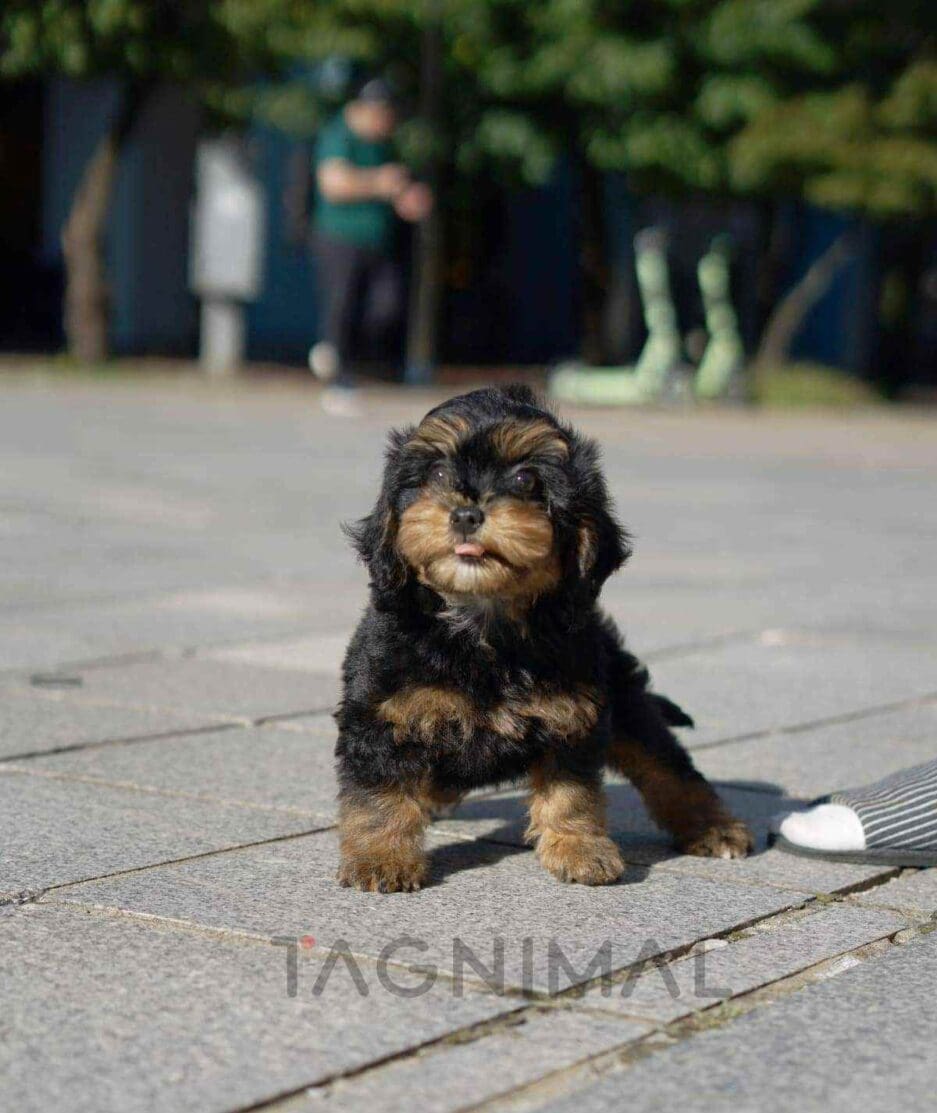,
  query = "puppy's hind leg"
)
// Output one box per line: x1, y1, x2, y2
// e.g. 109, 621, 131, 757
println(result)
607, 689, 753, 859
